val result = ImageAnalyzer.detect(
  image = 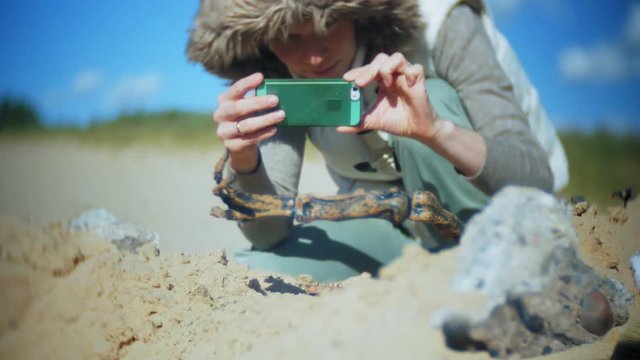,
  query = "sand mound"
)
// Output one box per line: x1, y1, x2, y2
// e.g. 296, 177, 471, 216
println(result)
0, 201, 638, 359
